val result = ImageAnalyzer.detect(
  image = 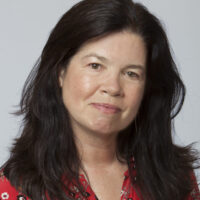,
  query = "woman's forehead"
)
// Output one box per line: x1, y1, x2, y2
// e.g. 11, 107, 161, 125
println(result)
73, 31, 147, 67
